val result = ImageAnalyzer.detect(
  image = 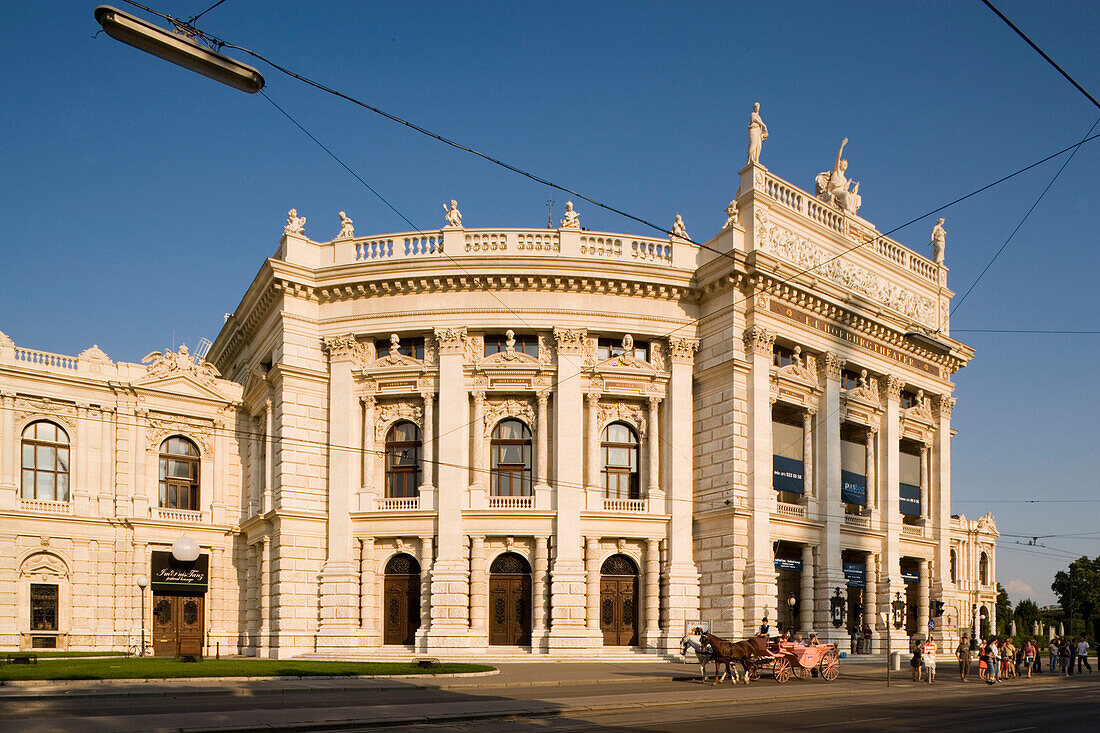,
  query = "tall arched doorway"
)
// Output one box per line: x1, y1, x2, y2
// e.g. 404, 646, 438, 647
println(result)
383, 553, 421, 645
489, 552, 531, 646
600, 554, 638, 646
